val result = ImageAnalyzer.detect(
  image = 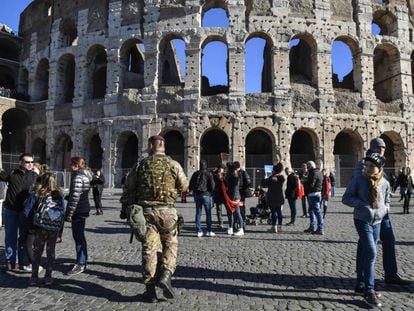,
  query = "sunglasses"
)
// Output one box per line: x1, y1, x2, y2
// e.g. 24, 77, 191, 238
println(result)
24, 161, 34, 164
